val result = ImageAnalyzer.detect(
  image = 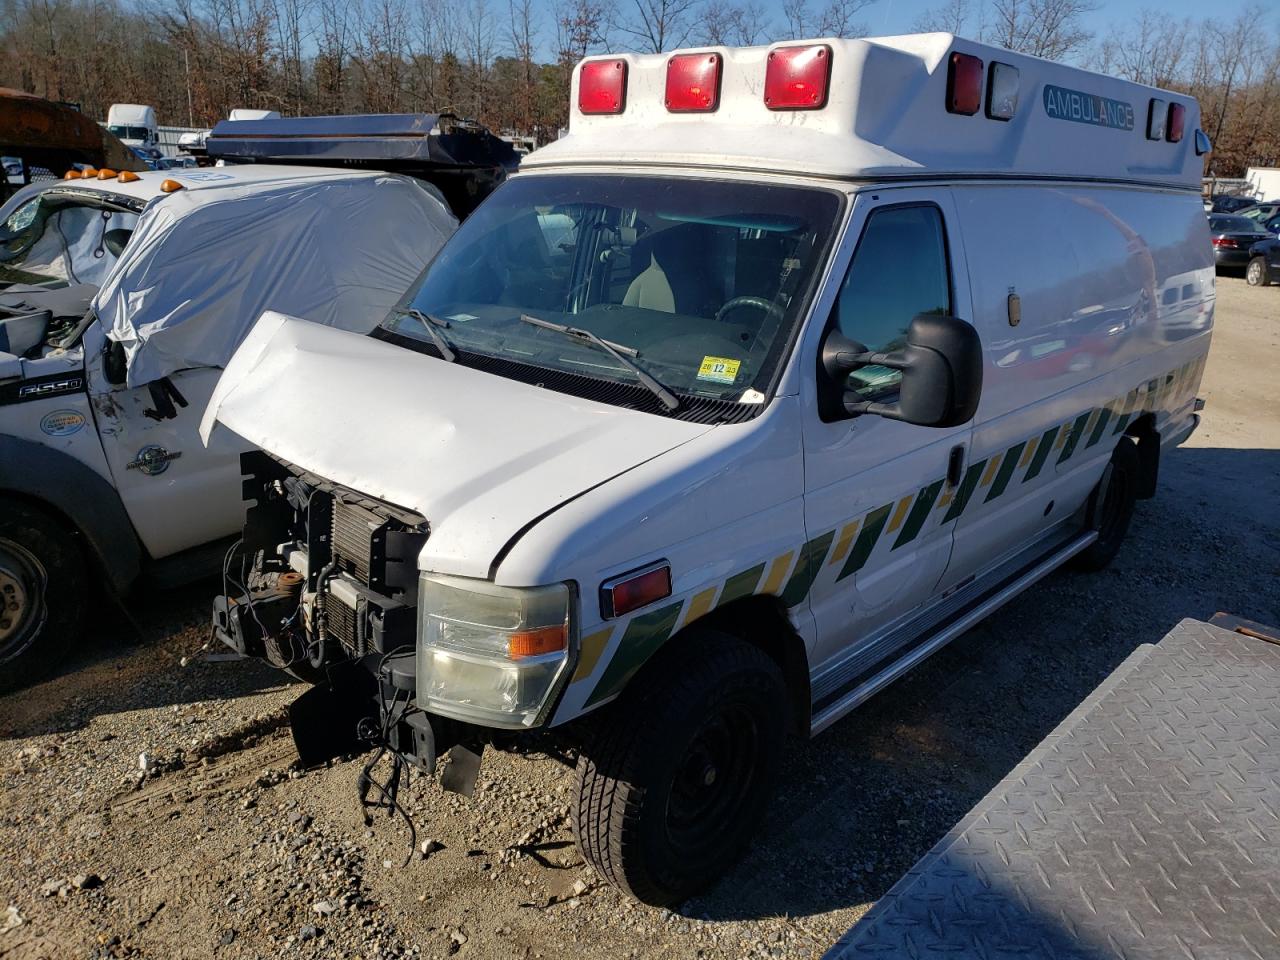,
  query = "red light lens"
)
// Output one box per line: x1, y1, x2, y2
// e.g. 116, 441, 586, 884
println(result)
1167, 102, 1185, 143
579, 58, 627, 115
946, 52, 983, 115
666, 52, 722, 112
604, 566, 672, 618
764, 45, 831, 111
